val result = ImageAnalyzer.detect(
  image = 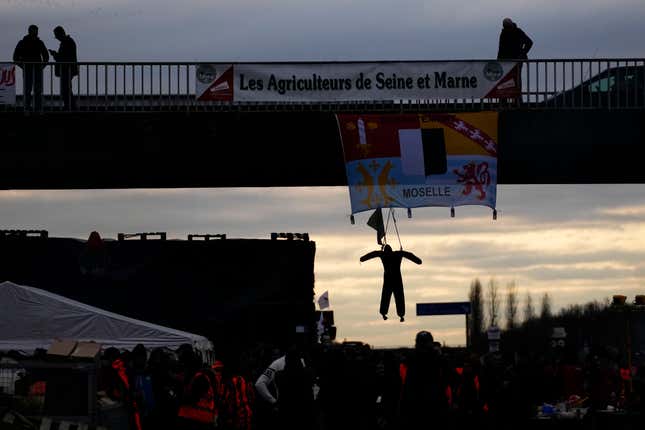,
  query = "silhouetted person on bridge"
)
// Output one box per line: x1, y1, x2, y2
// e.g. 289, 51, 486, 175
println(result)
497, 18, 533, 61
497, 18, 532, 104
360, 244, 422, 322
49, 26, 78, 111
13, 25, 49, 111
